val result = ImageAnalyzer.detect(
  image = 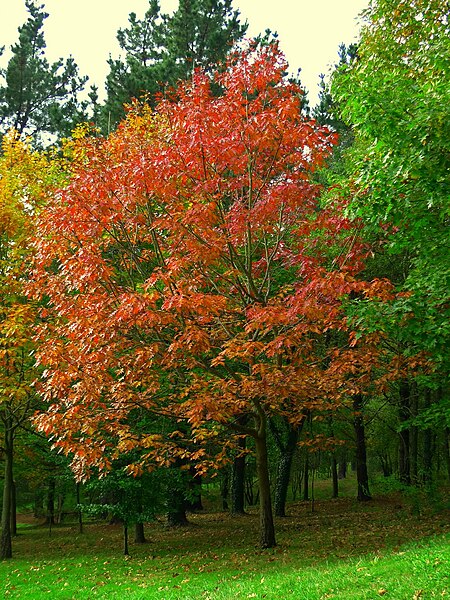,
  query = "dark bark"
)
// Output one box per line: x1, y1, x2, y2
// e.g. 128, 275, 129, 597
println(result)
338, 459, 347, 480
231, 436, 246, 515
76, 482, 83, 534
34, 489, 44, 519
303, 455, 309, 501
1, 426, 13, 559
331, 456, 338, 499
220, 469, 229, 510
353, 395, 371, 501
274, 425, 301, 517
379, 452, 393, 477
10, 480, 17, 537
423, 429, 433, 484
186, 468, 203, 512
410, 384, 419, 485
134, 522, 146, 544
123, 523, 129, 556
46, 478, 56, 525
255, 433, 276, 548
166, 470, 189, 527
167, 504, 189, 526
422, 389, 433, 485
398, 380, 411, 485
445, 428, 450, 482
